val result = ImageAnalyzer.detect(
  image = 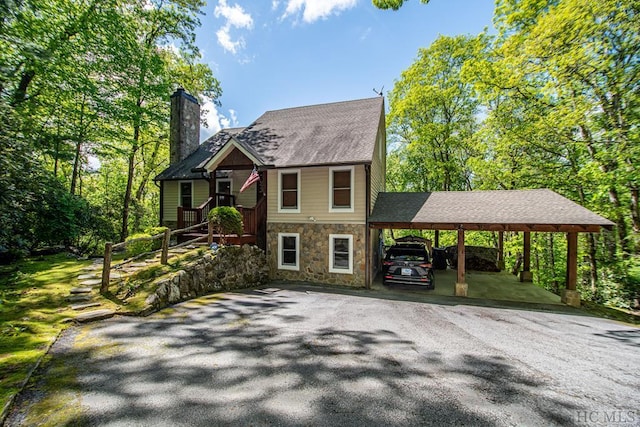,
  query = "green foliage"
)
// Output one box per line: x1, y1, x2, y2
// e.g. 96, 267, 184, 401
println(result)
145, 226, 169, 250
0, 0, 222, 253
125, 233, 153, 258
208, 206, 243, 241
0, 254, 118, 411
387, 35, 487, 192
372, 0, 430, 10
387, 0, 639, 309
